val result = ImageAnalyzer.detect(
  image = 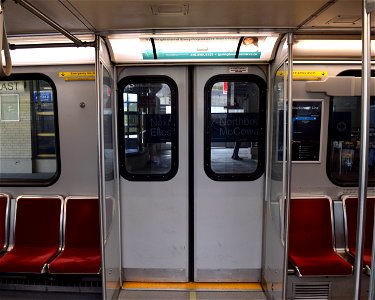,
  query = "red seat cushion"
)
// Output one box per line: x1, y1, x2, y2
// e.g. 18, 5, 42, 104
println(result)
48, 248, 101, 274
0, 196, 63, 273
48, 197, 101, 274
289, 197, 353, 276
0, 246, 58, 273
